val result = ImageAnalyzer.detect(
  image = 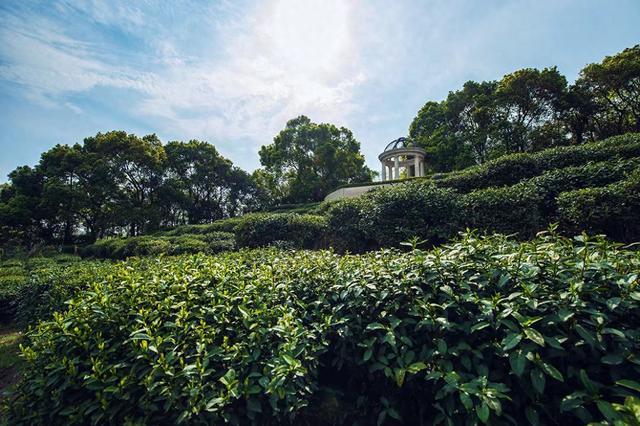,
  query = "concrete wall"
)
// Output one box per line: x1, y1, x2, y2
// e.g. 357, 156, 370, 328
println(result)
324, 182, 395, 202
